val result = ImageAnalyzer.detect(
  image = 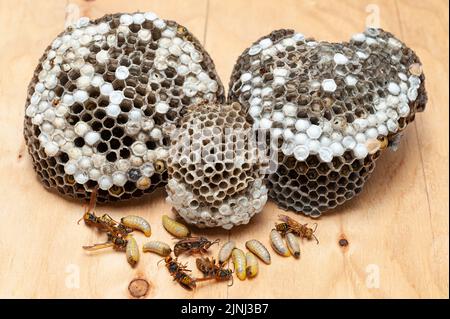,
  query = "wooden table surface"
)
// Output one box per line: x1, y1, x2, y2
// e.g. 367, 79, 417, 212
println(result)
0, 0, 448, 299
